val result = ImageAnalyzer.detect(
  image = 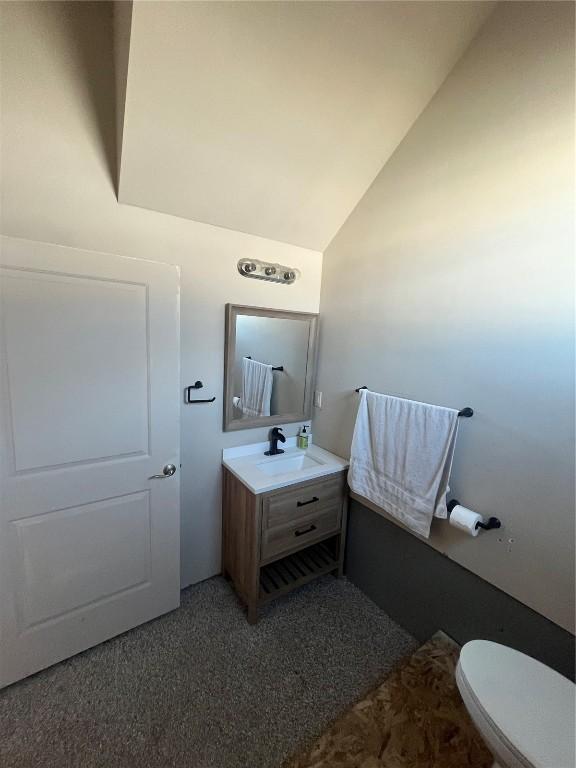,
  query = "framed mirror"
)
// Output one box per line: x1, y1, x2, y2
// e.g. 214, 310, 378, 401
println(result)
223, 304, 318, 431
